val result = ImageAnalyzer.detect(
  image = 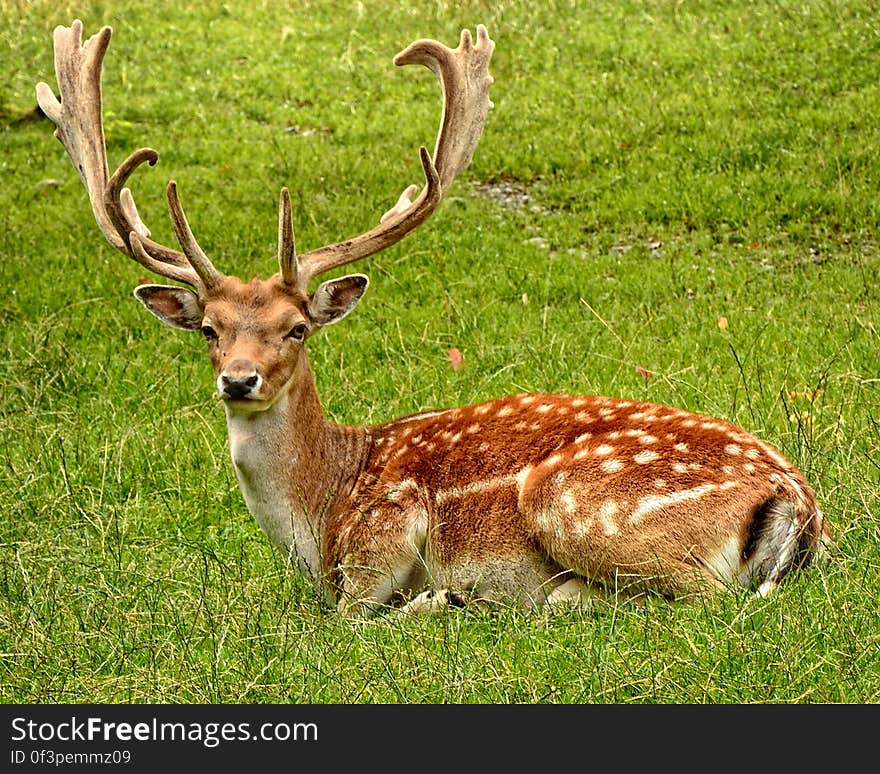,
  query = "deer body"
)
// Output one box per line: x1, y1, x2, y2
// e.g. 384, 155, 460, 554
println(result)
228, 349, 826, 612
322, 394, 823, 607
38, 21, 830, 616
